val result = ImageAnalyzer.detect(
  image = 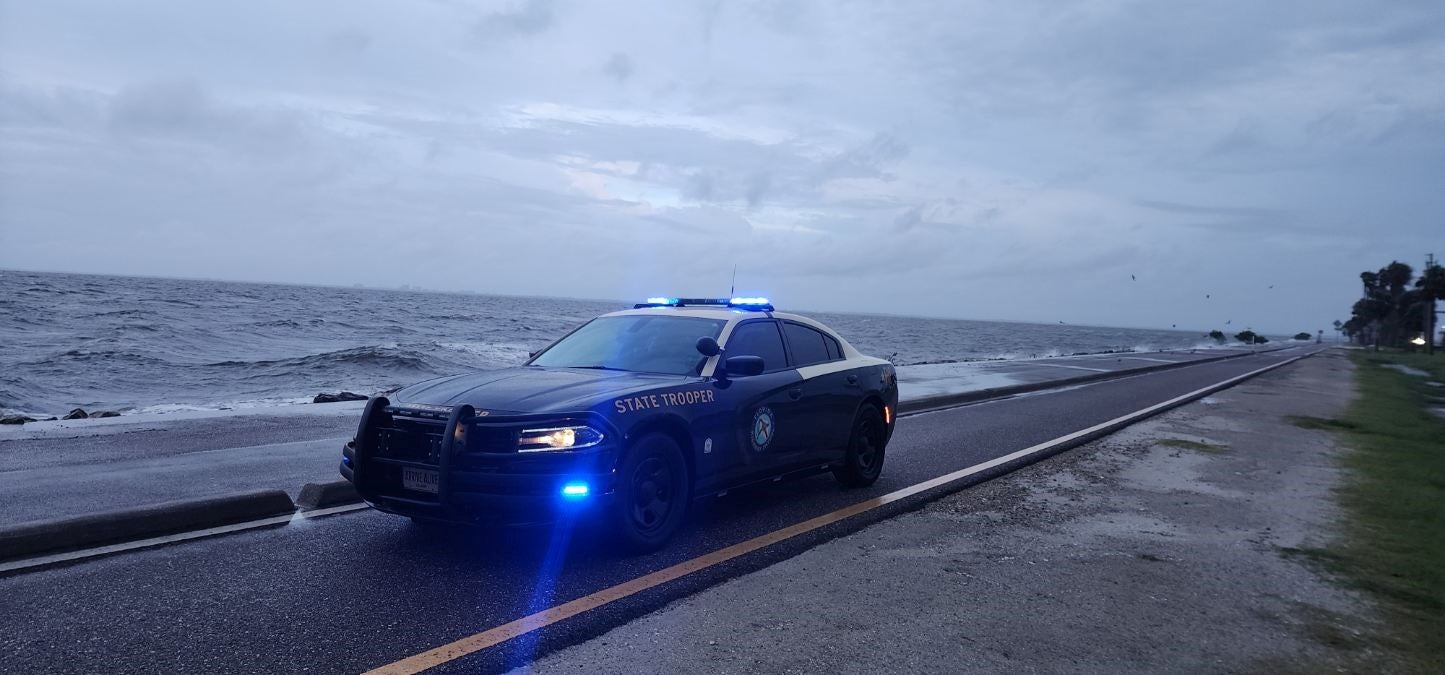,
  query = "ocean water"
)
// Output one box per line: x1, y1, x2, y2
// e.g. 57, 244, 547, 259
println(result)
0, 271, 1218, 416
